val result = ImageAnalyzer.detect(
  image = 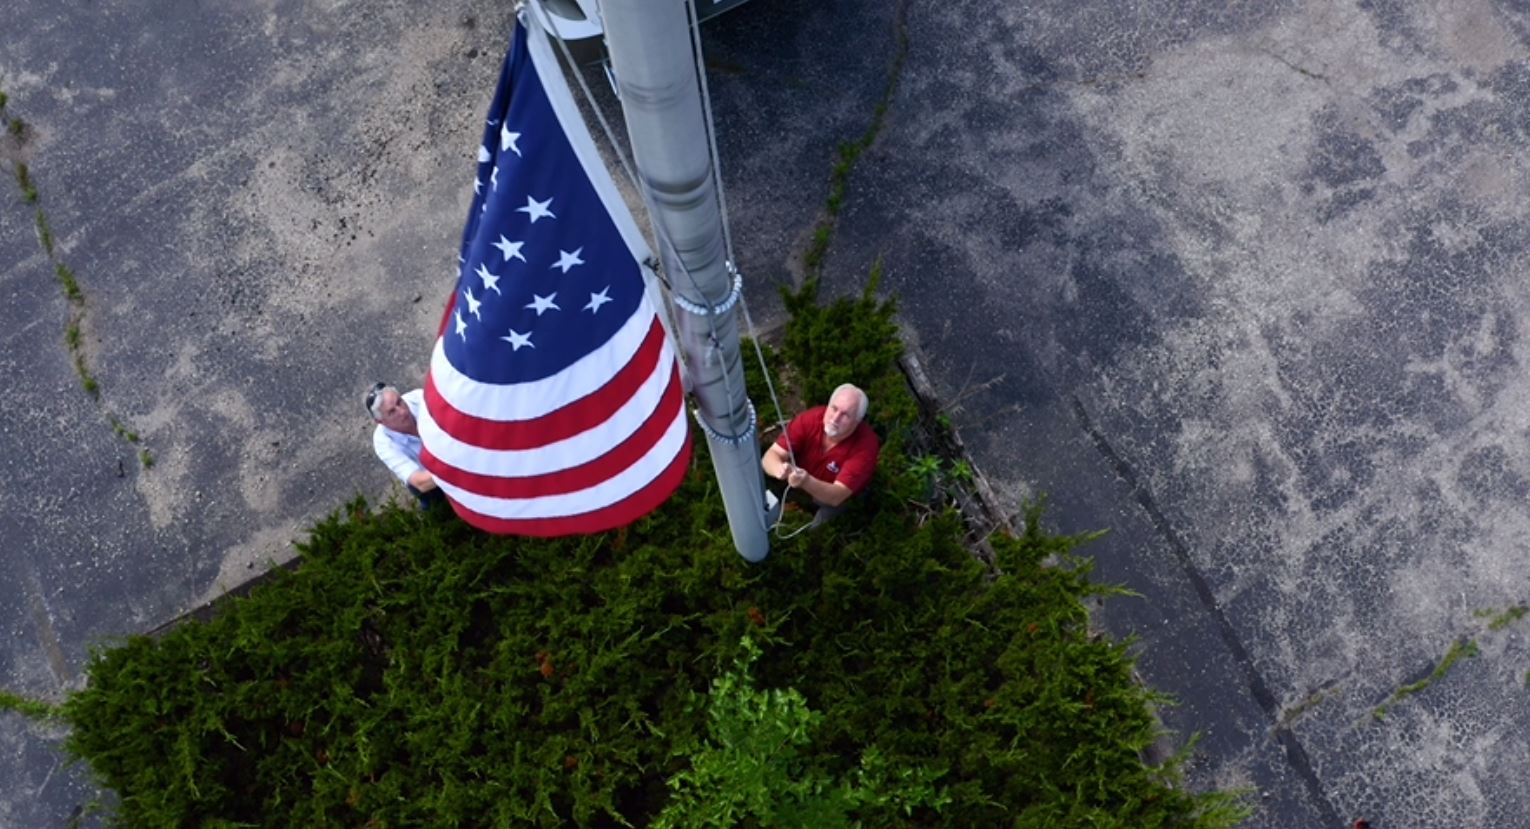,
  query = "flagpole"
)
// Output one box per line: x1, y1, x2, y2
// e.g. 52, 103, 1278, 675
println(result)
599, 0, 770, 562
